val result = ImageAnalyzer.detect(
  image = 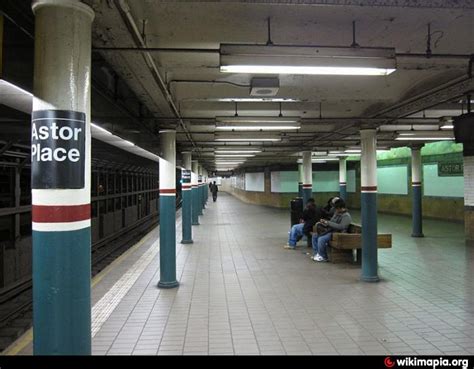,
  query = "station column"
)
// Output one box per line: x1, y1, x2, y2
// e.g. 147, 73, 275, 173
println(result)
181, 152, 193, 244
204, 168, 209, 204
298, 163, 303, 198
360, 129, 379, 282
411, 145, 424, 237
463, 143, 474, 244
31, 0, 94, 355
158, 130, 179, 289
339, 157, 347, 201
192, 160, 200, 225
302, 151, 312, 204
197, 164, 204, 215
